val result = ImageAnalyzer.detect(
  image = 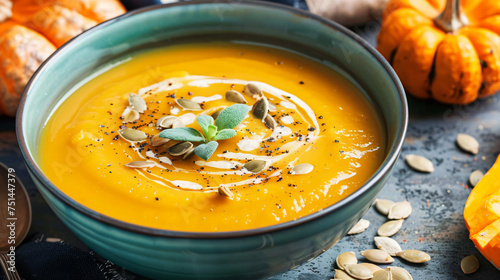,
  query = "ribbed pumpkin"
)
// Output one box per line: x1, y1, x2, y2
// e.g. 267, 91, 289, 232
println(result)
378, 0, 500, 104
0, 0, 125, 116
464, 155, 500, 269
